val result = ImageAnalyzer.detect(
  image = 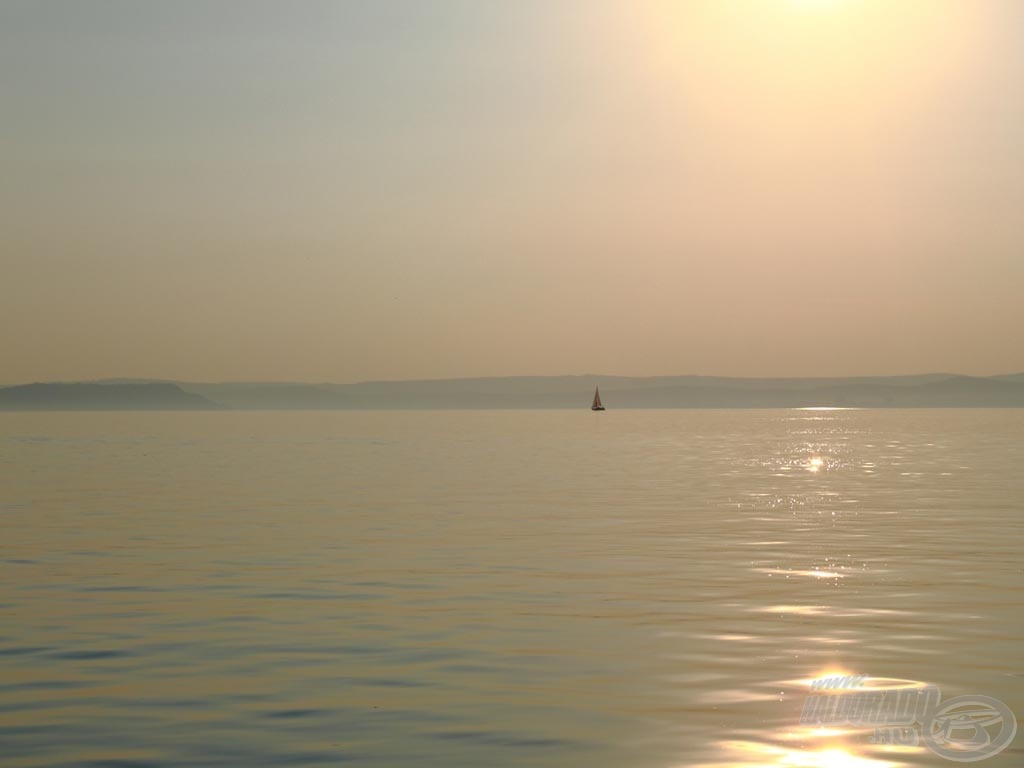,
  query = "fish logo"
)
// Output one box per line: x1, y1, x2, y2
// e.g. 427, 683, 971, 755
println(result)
922, 696, 1017, 762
